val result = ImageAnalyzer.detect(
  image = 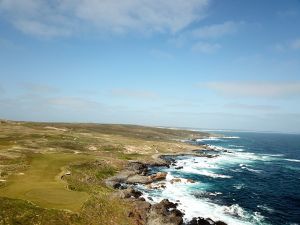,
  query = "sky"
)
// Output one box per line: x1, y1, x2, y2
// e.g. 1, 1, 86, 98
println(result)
0, 0, 300, 133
